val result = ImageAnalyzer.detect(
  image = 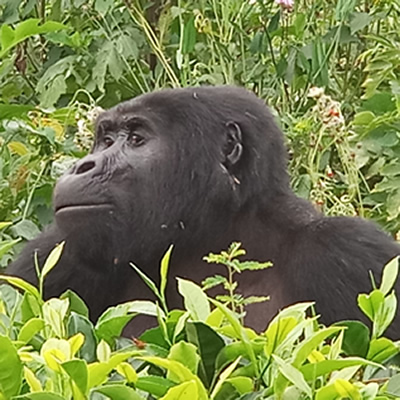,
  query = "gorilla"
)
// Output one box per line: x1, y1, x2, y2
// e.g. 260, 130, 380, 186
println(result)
6, 86, 400, 337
